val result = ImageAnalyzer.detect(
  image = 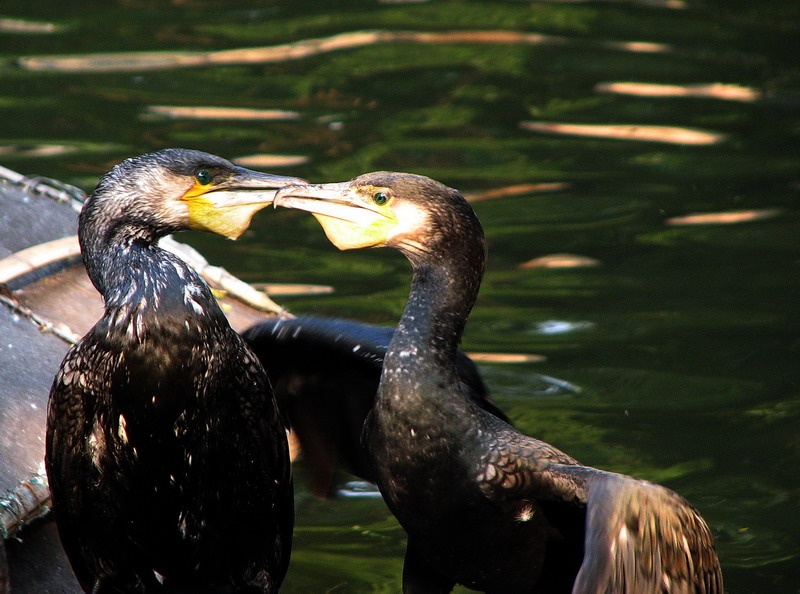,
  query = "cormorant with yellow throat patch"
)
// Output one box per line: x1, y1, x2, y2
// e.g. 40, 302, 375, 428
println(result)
47, 149, 300, 593
273, 172, 723, 594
